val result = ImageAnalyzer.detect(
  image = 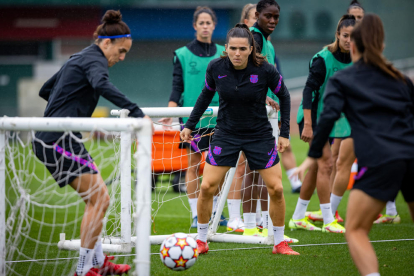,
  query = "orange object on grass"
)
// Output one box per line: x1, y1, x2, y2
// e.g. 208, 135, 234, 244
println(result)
151, 130, 206, 174
347, 159, 358, 190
